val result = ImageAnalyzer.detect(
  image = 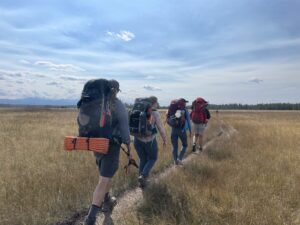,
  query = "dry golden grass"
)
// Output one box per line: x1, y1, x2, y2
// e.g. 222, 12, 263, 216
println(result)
120, 111, 300, 225
0, 107, 211, 225
0, 108, 299, 225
